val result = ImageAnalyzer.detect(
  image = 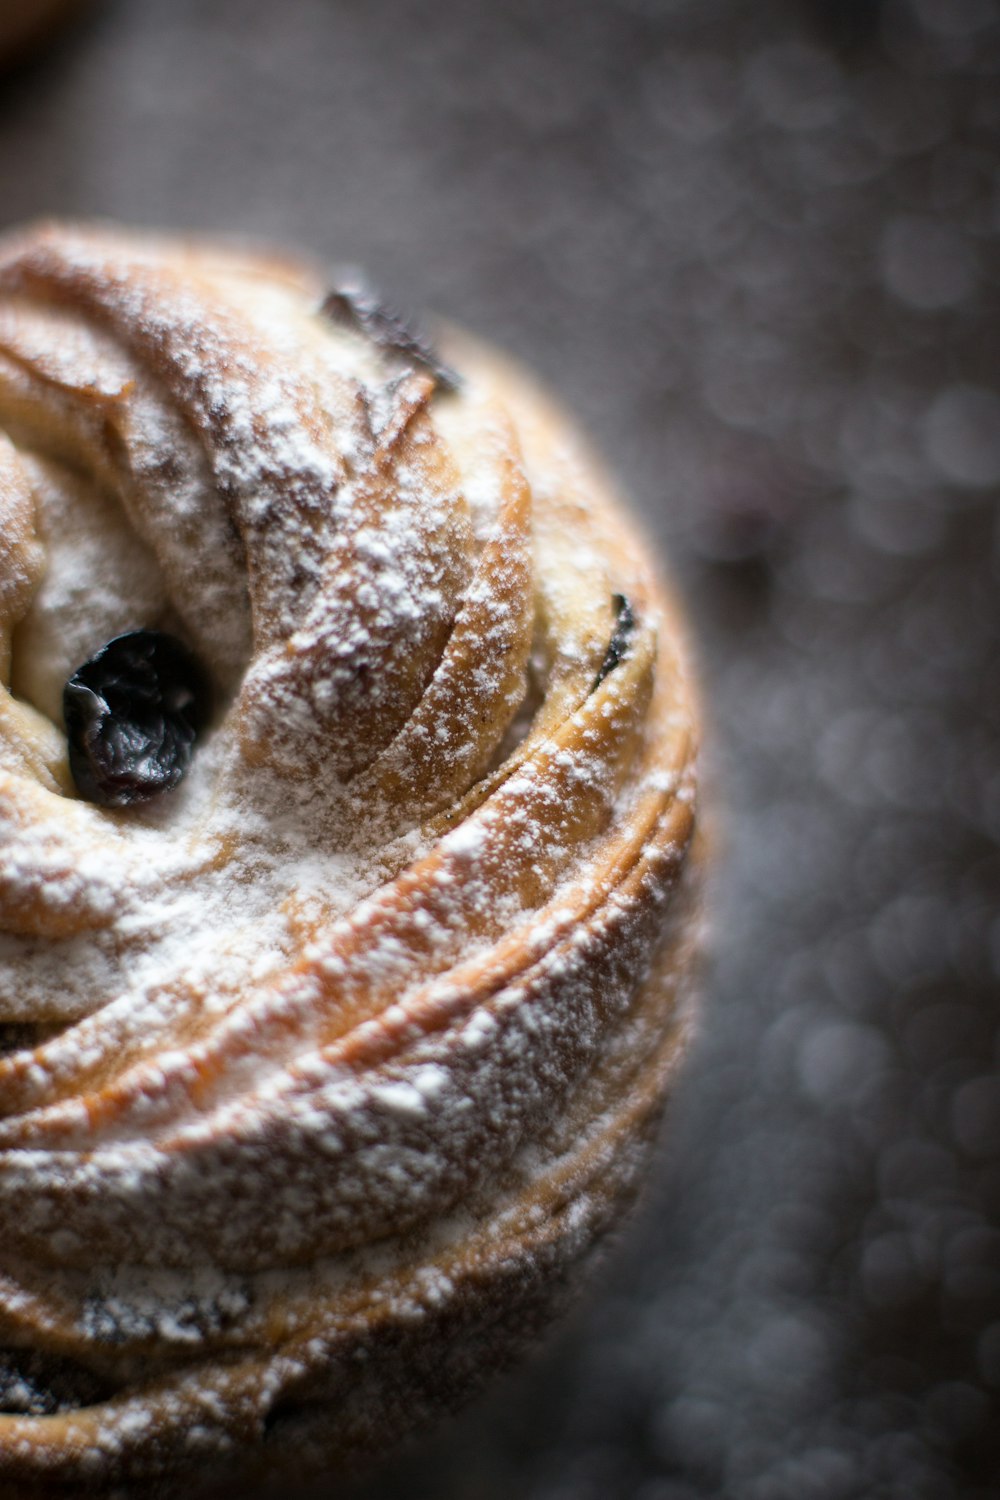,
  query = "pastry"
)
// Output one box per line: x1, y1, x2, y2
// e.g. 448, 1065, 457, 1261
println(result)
0, 222, 701, 1494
